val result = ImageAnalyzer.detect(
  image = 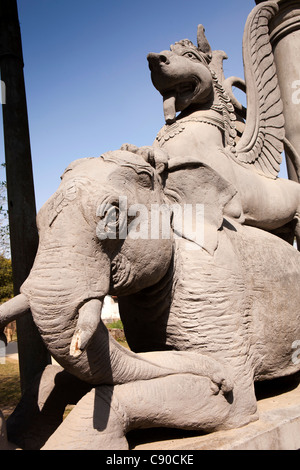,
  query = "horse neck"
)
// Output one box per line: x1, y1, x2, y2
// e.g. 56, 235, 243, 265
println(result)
178, 71, 237, 148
